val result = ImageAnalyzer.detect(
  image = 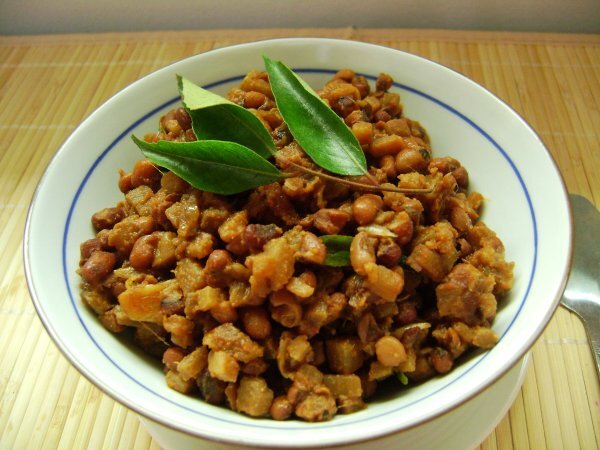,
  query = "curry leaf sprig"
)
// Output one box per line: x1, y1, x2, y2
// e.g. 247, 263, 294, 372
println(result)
131, 55, 432, 196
